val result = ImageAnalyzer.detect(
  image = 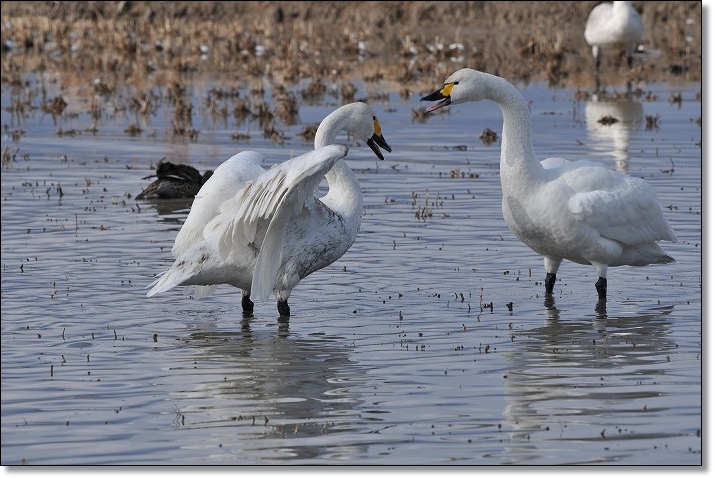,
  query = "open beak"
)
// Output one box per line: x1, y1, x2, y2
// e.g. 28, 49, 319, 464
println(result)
367, 132, 392, 161
421, 84, 453, 113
